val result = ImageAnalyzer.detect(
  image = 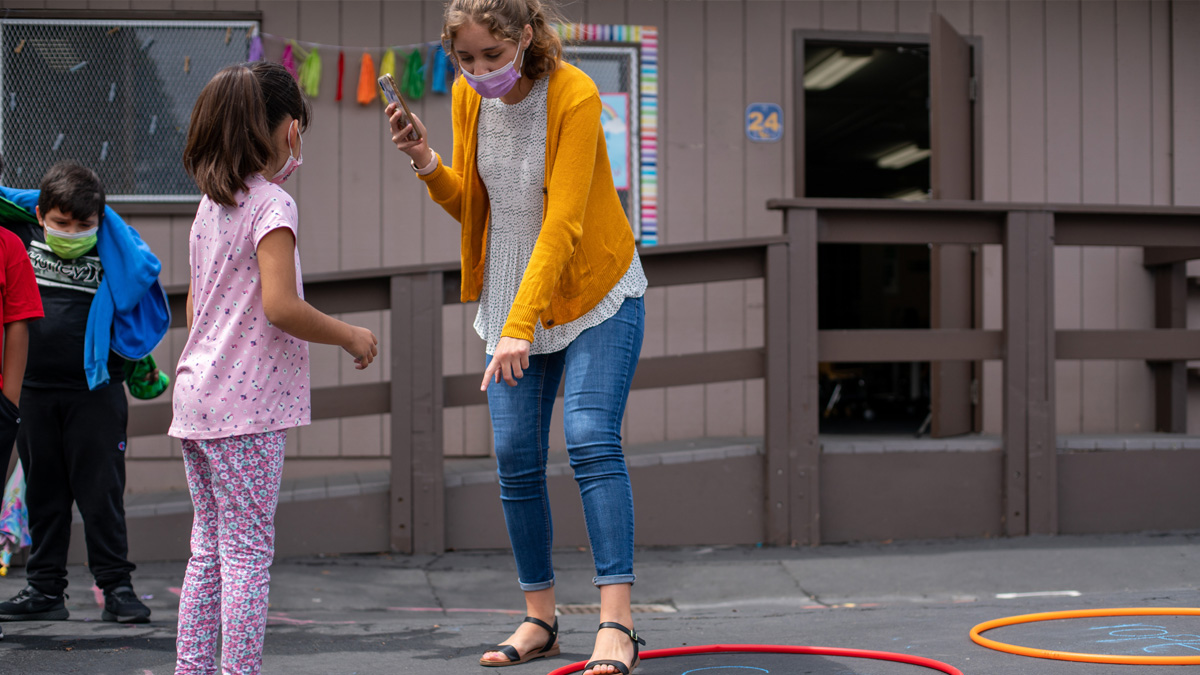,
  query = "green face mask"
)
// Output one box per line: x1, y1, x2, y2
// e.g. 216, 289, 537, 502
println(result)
44, 225, 98, 259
